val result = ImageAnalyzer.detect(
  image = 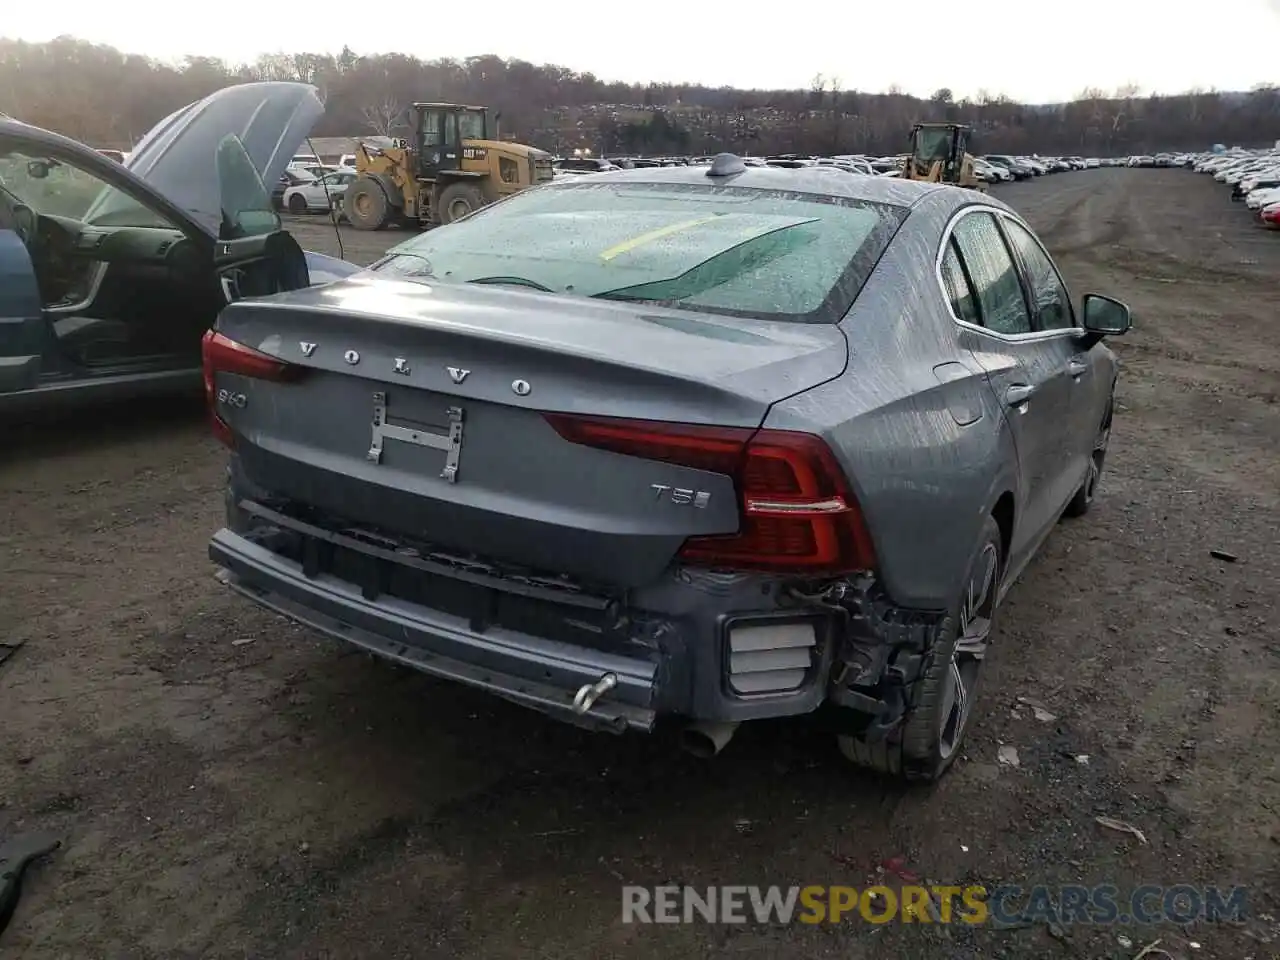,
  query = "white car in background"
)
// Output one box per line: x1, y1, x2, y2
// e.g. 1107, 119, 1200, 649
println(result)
281, 168, 358, 213
972, 157, 1012, 183
1246, 185, 1280, 211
